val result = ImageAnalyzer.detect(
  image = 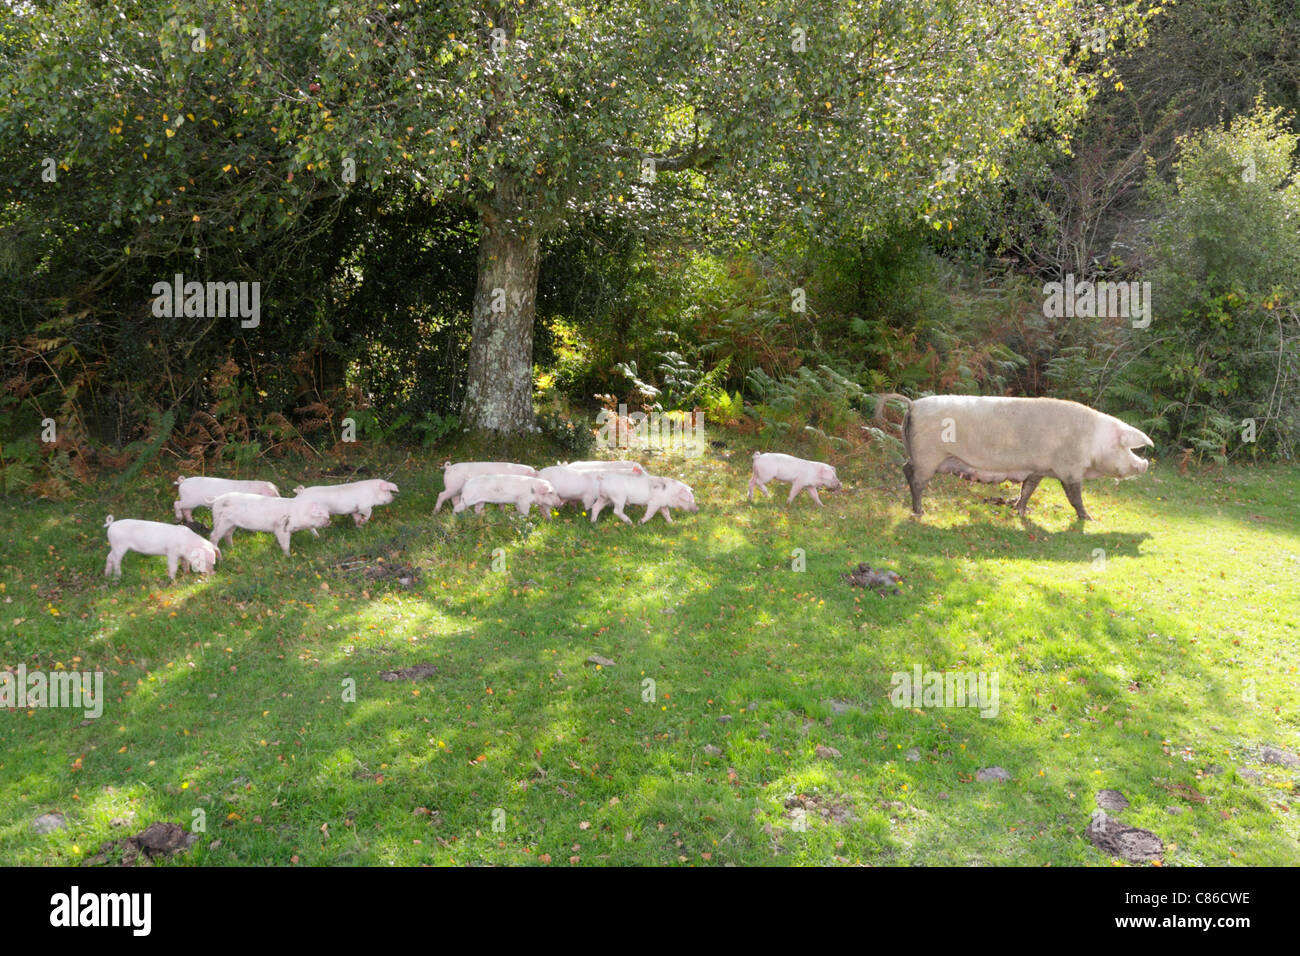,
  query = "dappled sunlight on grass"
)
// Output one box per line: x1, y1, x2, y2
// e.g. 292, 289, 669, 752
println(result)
1, 454, 1297, 864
